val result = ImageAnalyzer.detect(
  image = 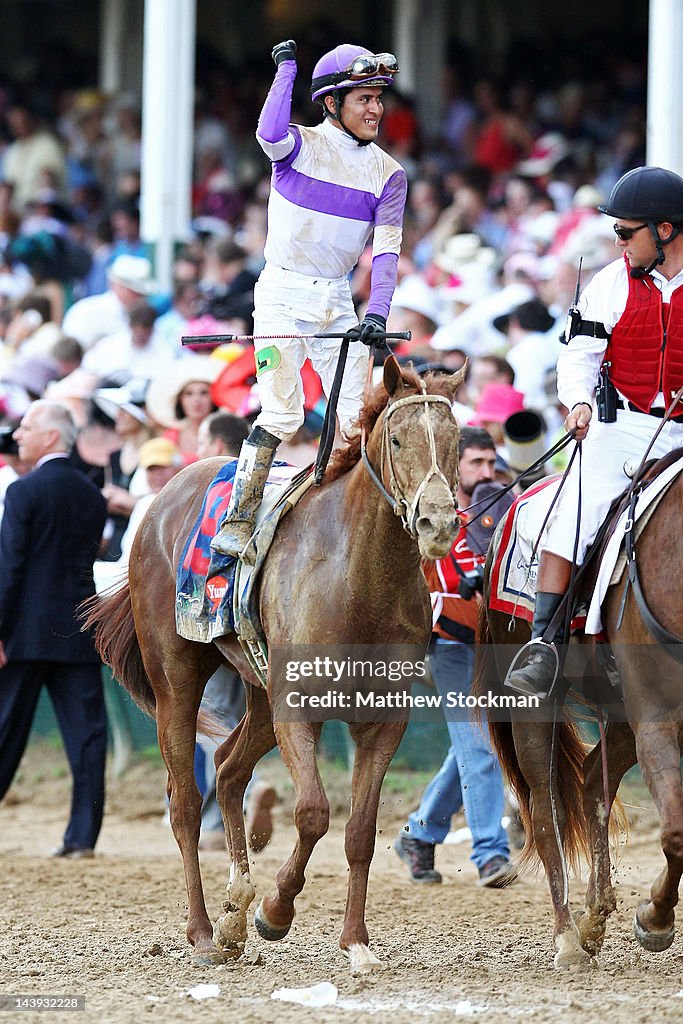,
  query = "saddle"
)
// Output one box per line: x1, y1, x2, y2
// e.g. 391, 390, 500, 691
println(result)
578, 447, 683, 603
175, 462, 316, 684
